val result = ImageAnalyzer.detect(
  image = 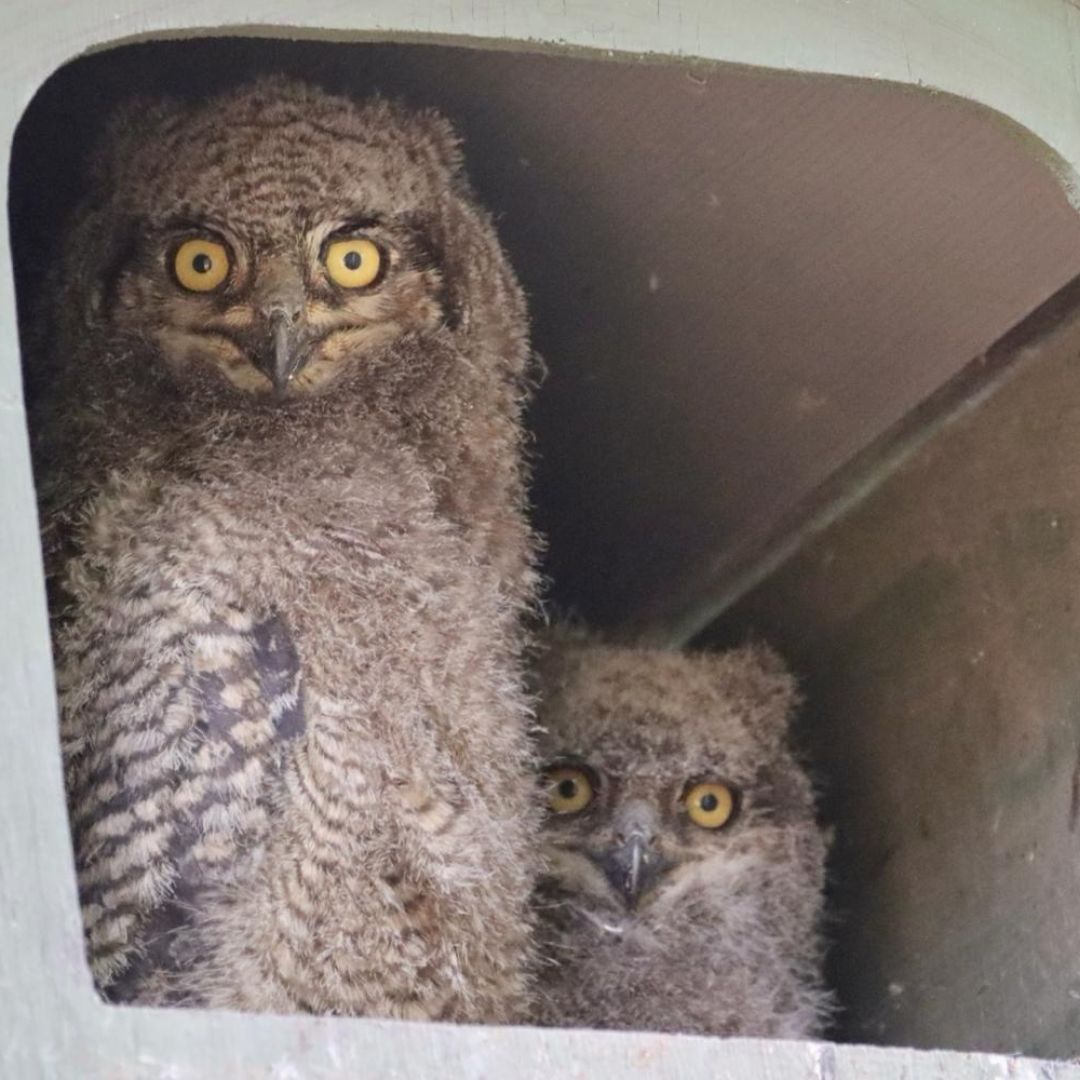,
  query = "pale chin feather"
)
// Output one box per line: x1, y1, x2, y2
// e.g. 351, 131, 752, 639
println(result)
571, 903, 627, 937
